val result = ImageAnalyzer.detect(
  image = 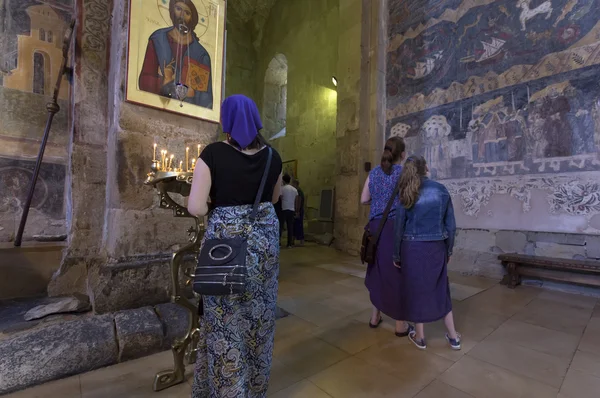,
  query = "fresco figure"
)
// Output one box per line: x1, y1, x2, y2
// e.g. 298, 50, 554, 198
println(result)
504, 111, 525, 161
541, 89, 572, 158
594, 97, 600, 152
527, 102, 548, 159
568, 95, 596, 155
139, 0, 213, 109
421, 115, 451, 179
